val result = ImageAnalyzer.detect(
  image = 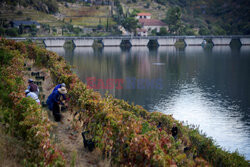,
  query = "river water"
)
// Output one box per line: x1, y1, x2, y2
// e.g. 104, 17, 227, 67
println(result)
47, 44, 250, 159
